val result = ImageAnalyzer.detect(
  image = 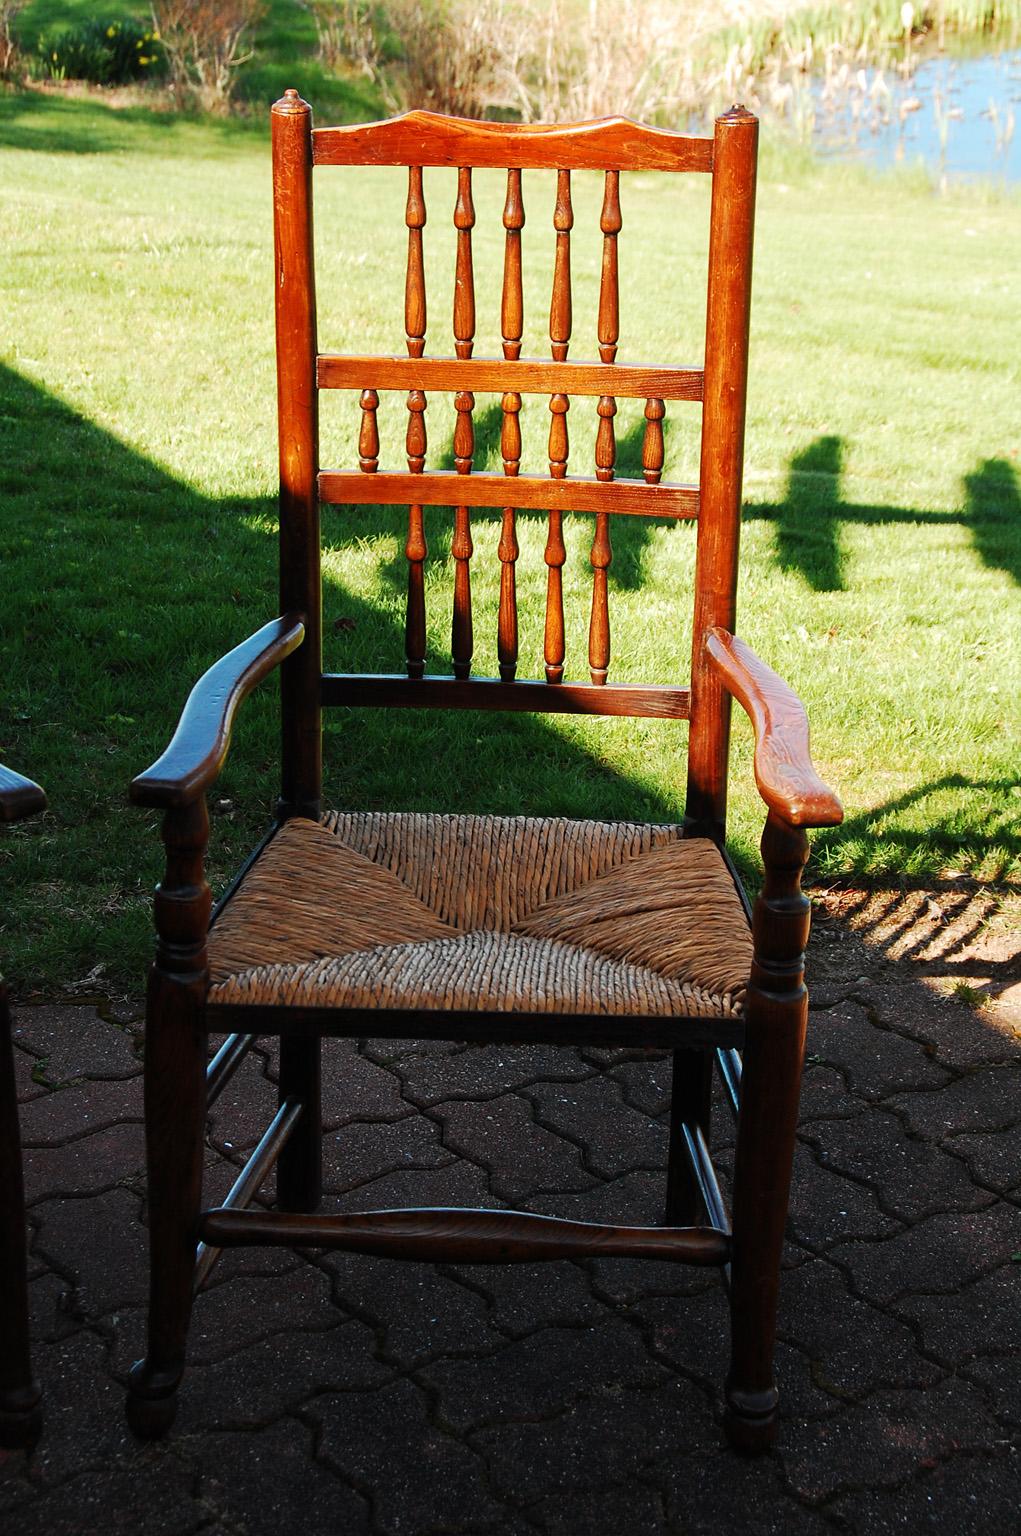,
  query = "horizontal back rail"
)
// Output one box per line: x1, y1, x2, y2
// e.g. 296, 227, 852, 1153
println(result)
317, 354, 704, 402
312, 110, 714, 173
318, 470, 698, 519
321, 674, 691, 720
